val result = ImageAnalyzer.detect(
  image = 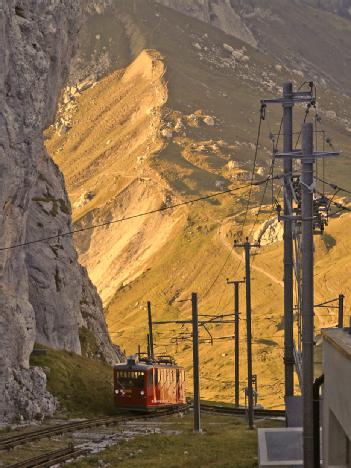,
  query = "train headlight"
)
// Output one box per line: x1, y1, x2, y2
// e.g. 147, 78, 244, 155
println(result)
140, 390, 145, 396
115, 389, 119, 394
